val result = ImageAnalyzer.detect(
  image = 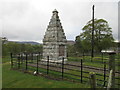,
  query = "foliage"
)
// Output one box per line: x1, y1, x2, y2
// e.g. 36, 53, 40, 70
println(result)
67, 45, 77, 57
74, 36, 91, 54
2, 42, 43, 56
75, 19, 114, 53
